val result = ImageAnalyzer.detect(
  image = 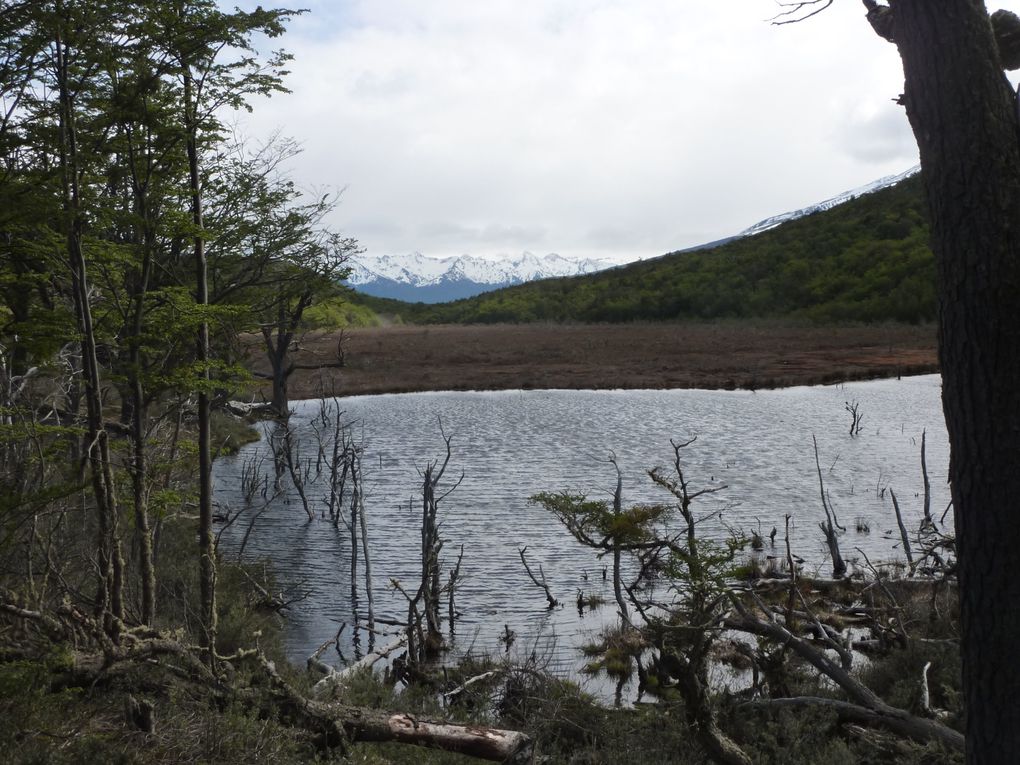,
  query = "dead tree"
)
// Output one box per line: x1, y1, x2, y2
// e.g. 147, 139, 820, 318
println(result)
608, 454, 631, 624
920, 429, 932, 525
517, 546, 558, 608
535, 438, 747, 764
311, 399, 375, 629
269, 422, 315, 522
399, 429, 463, 665
813, 435, 847, 578
889, 489, 915, 571
844, 399, 864, 436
